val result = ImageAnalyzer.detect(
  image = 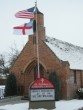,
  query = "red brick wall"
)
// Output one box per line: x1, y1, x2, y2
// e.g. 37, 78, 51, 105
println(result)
66, 70, 83, 99
10, 37, 70, 99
